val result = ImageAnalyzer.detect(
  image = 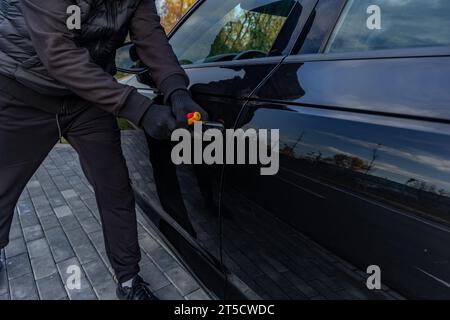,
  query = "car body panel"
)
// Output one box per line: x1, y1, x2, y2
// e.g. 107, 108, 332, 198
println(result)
127, 53, 287, 301
225, 54, 450, 299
